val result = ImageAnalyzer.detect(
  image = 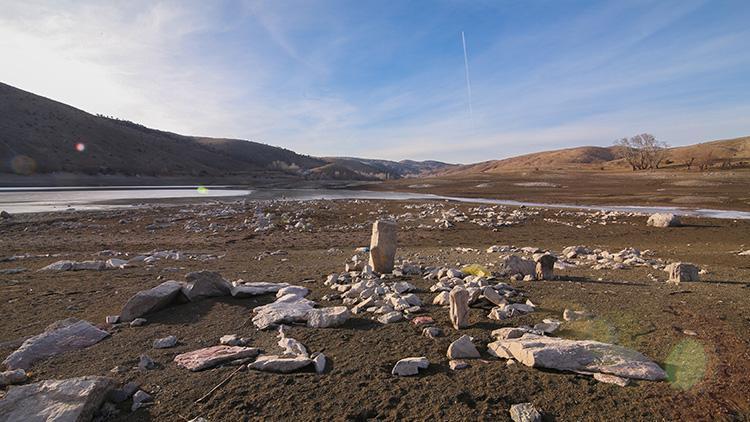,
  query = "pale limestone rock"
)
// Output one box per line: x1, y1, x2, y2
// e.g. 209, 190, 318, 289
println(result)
306, 306, 350, 328
120, 280, 184, 322
647, 213, 681, 228
665, 262, 700, 283
249, 355, 312, 373
447, 335, 480, 359
368, 220, 397, 273
391, 357, 429, 376
174, 346, 261, 371
509, 403, 542, 422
